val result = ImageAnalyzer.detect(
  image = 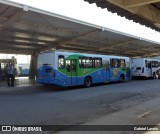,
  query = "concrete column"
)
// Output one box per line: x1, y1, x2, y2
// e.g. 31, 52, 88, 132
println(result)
29, 51, 38, 79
